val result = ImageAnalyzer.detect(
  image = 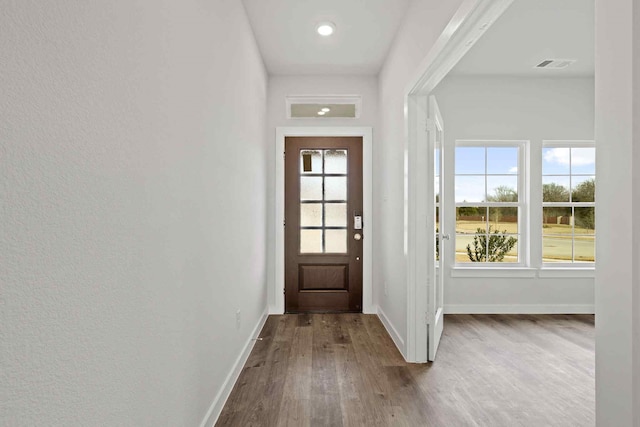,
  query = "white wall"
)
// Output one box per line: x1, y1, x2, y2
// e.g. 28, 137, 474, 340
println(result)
433, 76, 595, 312
0, 1, 268, 425
376, 0, 465, 355
594, 0, 638, 424
266, 75, 378, 312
